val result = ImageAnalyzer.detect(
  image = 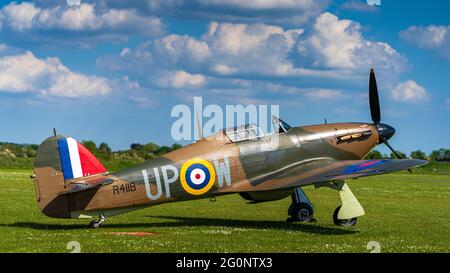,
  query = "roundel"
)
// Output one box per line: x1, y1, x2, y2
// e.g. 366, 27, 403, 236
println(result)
180, 158, 216, 195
